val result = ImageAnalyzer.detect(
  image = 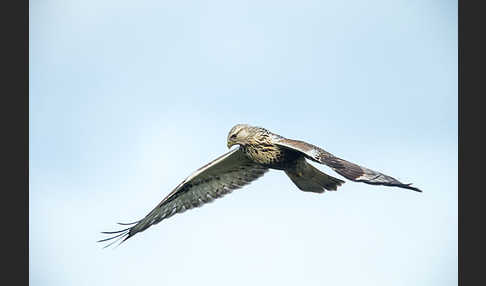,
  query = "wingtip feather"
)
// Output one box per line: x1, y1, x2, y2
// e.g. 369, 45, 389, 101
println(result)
98, 226, 132, 248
